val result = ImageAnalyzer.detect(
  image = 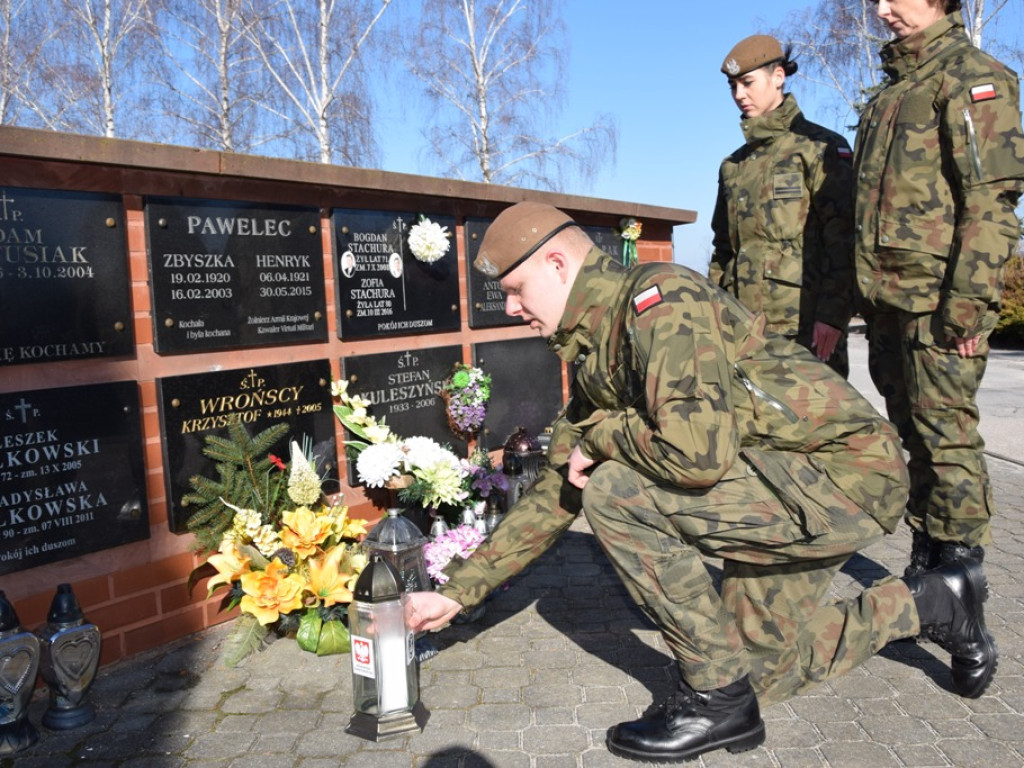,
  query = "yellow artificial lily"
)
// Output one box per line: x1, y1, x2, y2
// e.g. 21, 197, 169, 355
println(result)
239, 559, 305, 625
333, 506, 368, 540
345, 549, 369, 592
306, 545, 356, 607
206, 540, 251, 594
279, 506, 333, 559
